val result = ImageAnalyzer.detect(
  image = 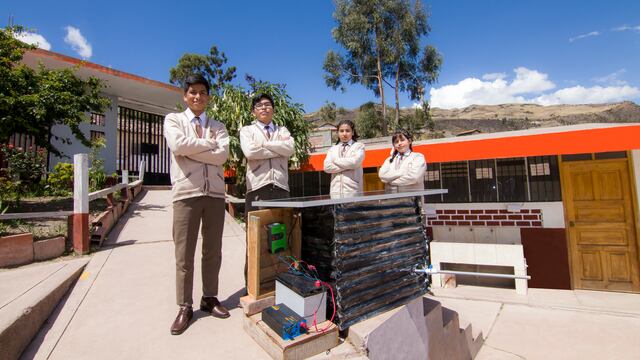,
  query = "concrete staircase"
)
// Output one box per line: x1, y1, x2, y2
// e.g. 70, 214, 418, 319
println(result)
0, 258, 88, 360
348, 297, 483, 360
